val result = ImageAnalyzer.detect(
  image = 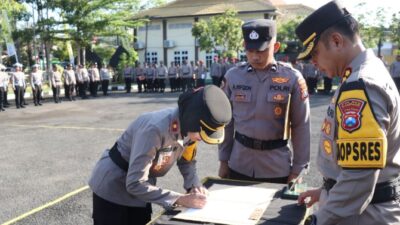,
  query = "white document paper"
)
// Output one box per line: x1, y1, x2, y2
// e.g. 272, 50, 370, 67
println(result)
174, 186, 277, 225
